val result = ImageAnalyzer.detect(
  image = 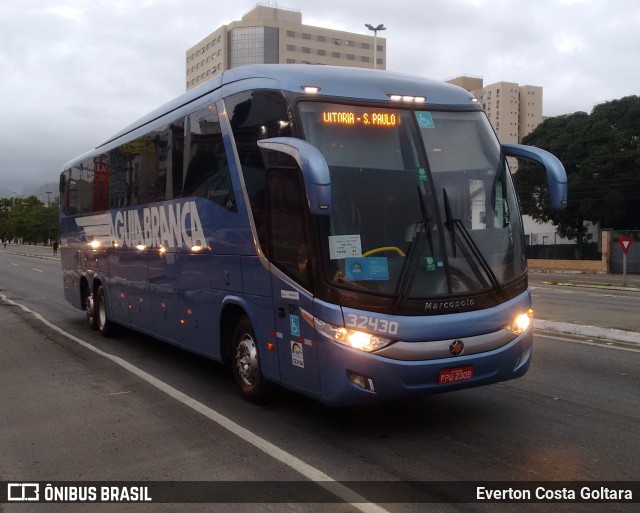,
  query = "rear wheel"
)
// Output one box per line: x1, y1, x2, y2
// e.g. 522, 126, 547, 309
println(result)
232, 317, 269, 404
95, 285, 114, 337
